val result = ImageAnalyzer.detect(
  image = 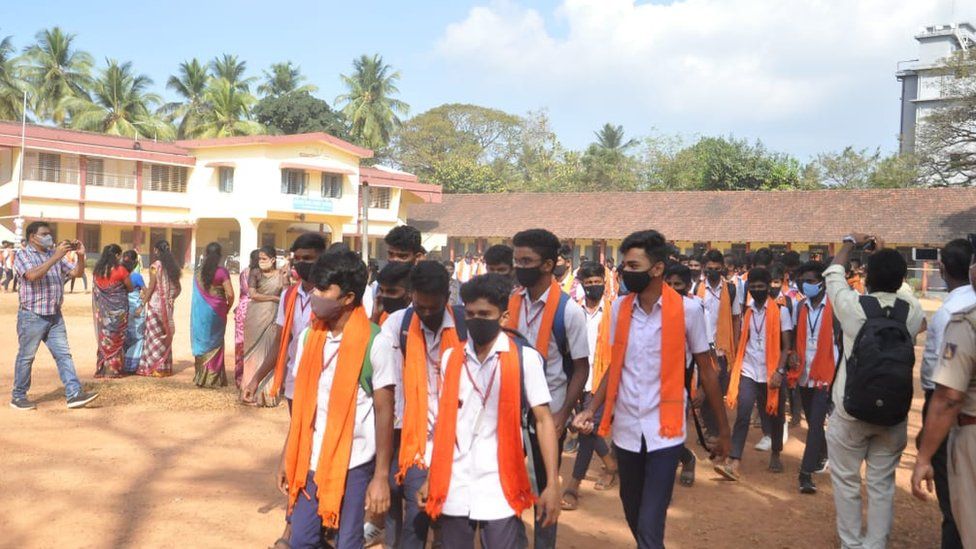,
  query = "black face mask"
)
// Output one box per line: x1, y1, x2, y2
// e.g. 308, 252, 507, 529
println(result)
672, 285, 689, 296
381, 295, 409, 315
294, 261, 313, 281
749, 289, 769, 304
621, 270, 652, 294
769, 286, 781, 299
583, 284, 605, 302
467, 318, 501, 346
705, 269, 722, 284
418, 309, 445, 332
552, 265, 569, 279
690, 269, 701, 280
515, 266, 543, 288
